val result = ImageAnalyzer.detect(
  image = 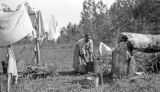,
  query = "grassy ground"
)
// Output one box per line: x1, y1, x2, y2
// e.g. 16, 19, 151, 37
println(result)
1, 44, 160, 92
